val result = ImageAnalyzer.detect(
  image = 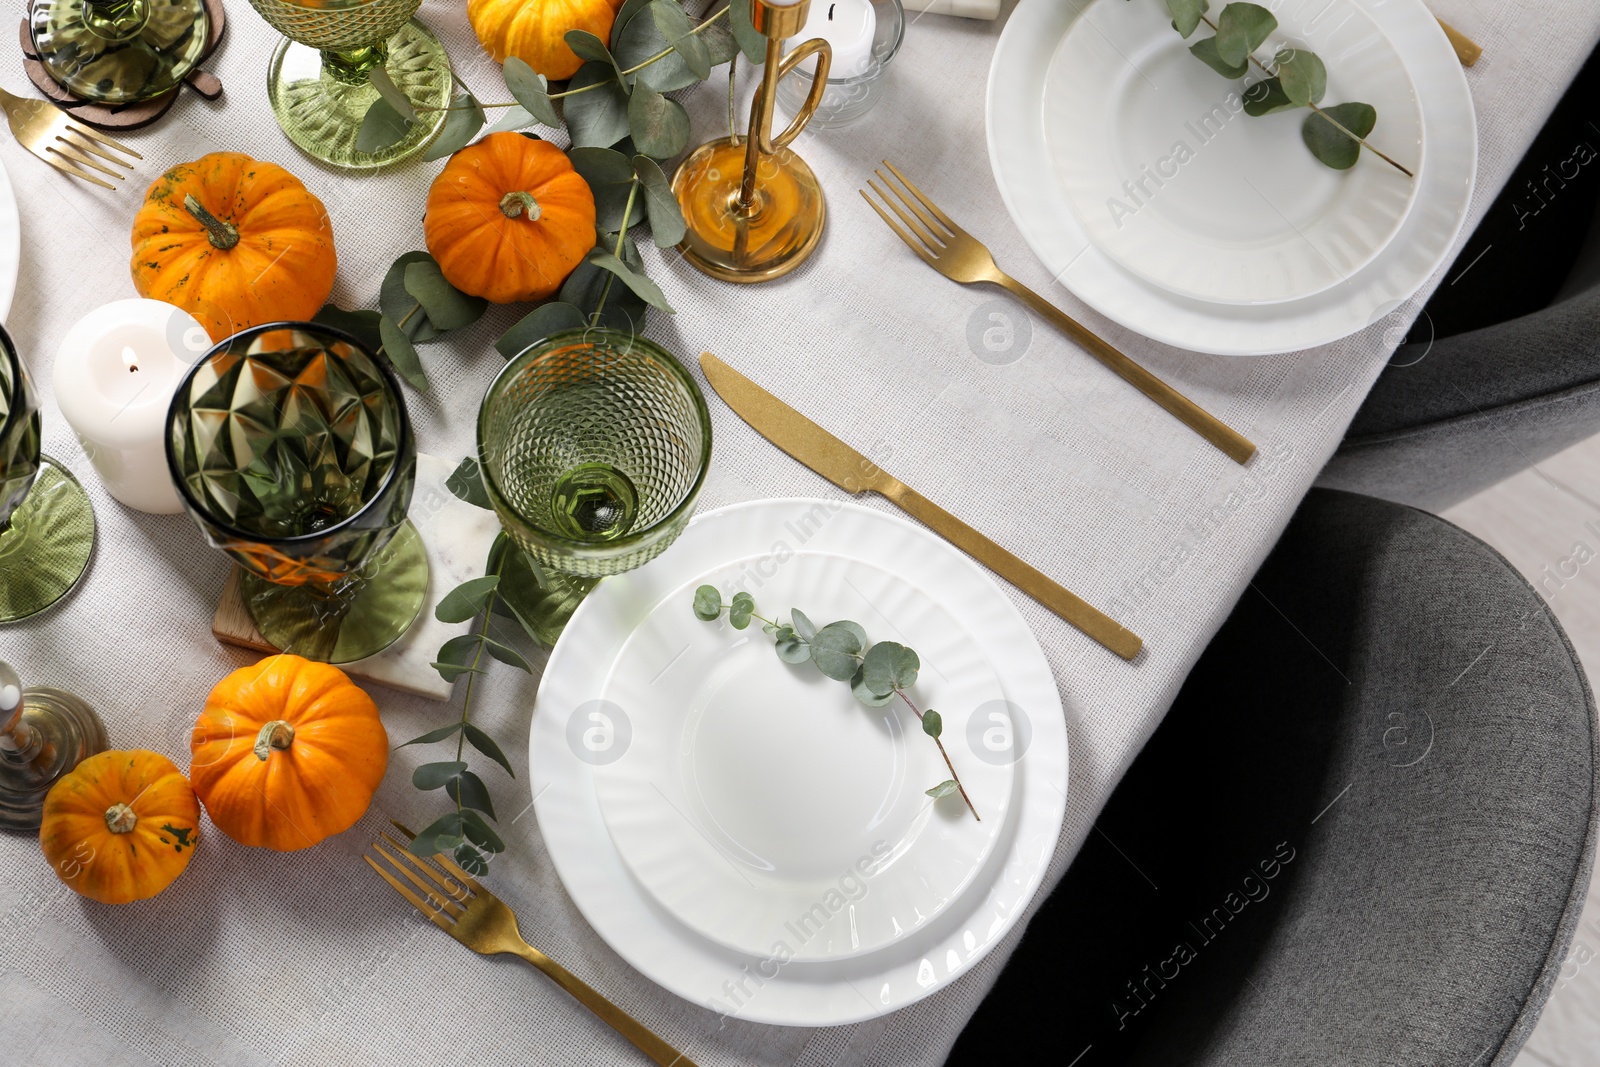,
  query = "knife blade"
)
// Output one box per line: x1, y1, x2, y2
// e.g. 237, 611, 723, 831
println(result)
700, 353, 1142, 660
